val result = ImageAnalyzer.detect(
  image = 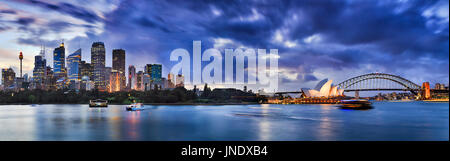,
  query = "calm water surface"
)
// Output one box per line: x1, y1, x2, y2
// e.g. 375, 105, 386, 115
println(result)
0, 102, 448, 141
